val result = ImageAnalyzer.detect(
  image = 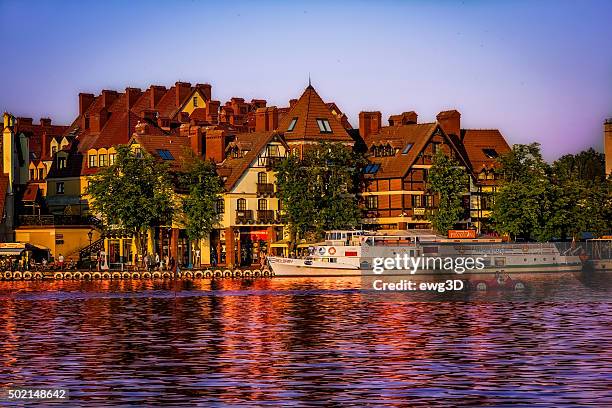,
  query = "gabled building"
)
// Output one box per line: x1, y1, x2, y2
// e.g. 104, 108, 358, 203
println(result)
358, 109, 510, 233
